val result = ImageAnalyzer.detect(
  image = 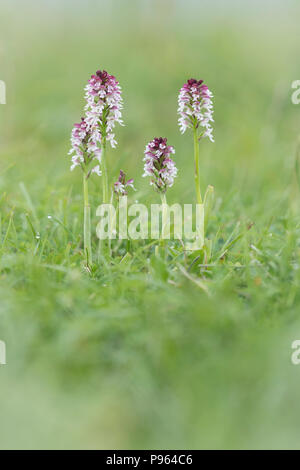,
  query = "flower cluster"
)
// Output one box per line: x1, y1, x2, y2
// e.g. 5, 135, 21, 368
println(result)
114, 170, 135, 196
69, 117, 101, 176
178, 78, 214, 142
69, 70, 124, 176
143, 137, 177, 192
84, 70, 124, 149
